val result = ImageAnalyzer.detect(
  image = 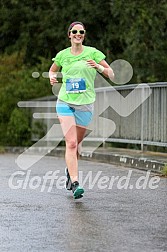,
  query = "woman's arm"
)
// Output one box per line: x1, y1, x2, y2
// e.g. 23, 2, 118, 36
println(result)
49, 63, 60, 85
86, 59, 114, 81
